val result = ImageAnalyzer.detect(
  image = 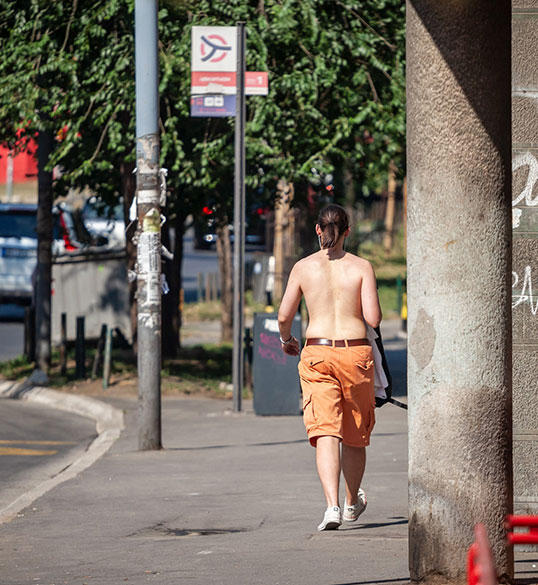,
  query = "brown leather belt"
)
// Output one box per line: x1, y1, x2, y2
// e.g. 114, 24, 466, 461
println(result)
305, 338, 370, 348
